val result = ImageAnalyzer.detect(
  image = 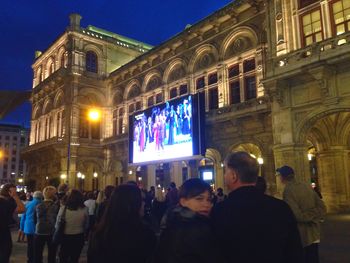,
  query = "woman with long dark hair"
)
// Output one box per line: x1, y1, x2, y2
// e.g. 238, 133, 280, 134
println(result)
88, 184, 156, 263
56, 189, 88, 263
